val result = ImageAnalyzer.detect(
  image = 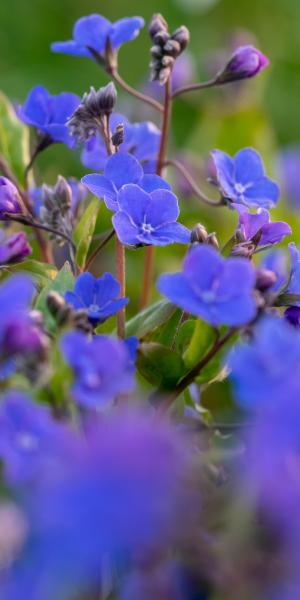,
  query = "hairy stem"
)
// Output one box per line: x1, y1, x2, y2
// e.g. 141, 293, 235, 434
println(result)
6, 214, 76, 256
110, 69, 164, 113
141, 78, 172, 309
164, 158, 225, 207
84, 229, 115, 272
172, 77, 219, 100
